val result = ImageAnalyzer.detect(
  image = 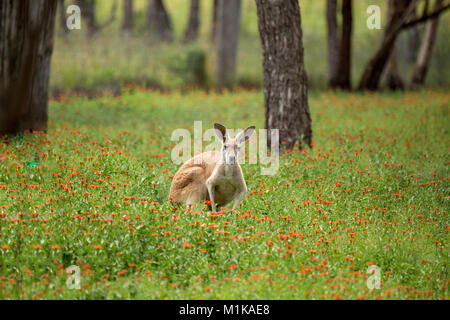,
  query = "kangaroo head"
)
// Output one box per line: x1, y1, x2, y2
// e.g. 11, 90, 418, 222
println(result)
214, 123, 255, 165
